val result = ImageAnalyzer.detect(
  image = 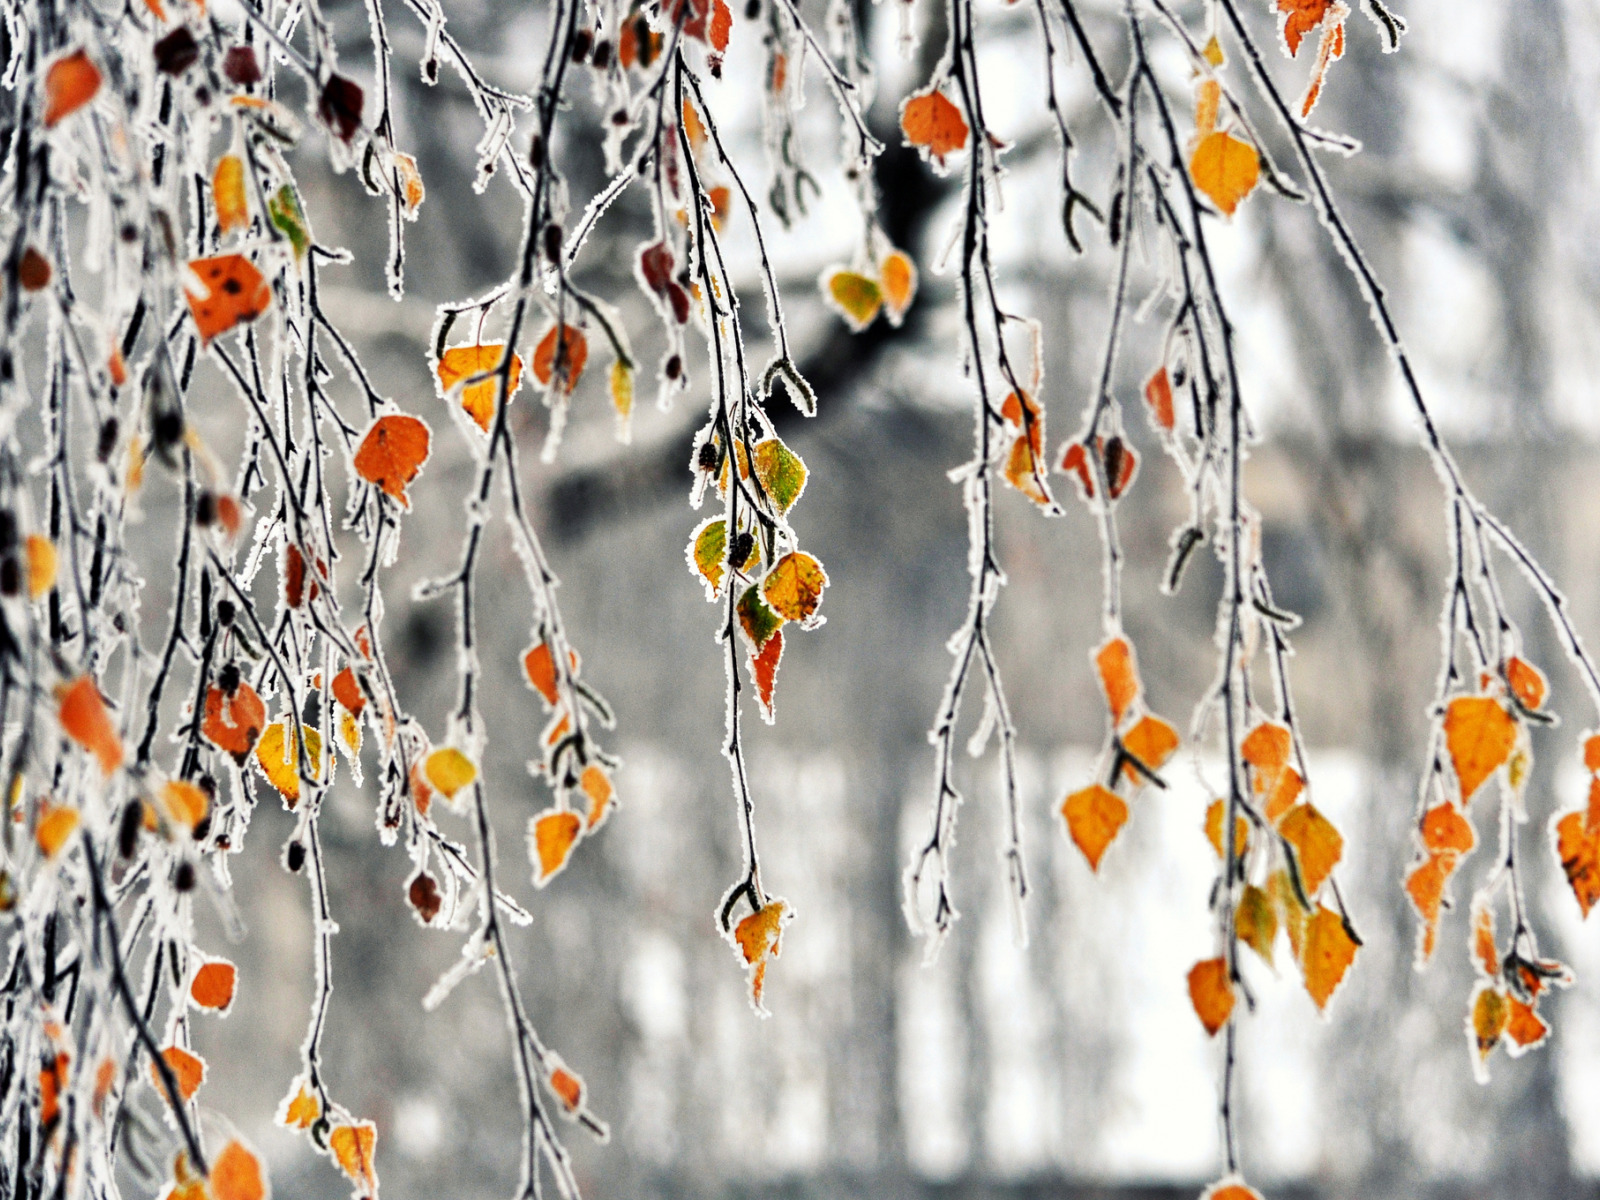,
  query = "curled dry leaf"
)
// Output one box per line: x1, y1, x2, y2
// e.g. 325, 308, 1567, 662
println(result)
549, 1063, 584, 1113
59, 676, 123, 776
353, 414, 431, 507
1187, 958, 1234, 1036
1205, 798, 1249, 861
1469, 983, 1508, 1073
408, 871, 442, 924
578, 764, 614, 830
530, 808, 583, 887
733, 899, 791, 1015
1143, 367, 1175, 433
436, 344, 523, 433
186, 255, 273, 346
1061, 783, 1127, 872
1236, 884, 1277, 965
